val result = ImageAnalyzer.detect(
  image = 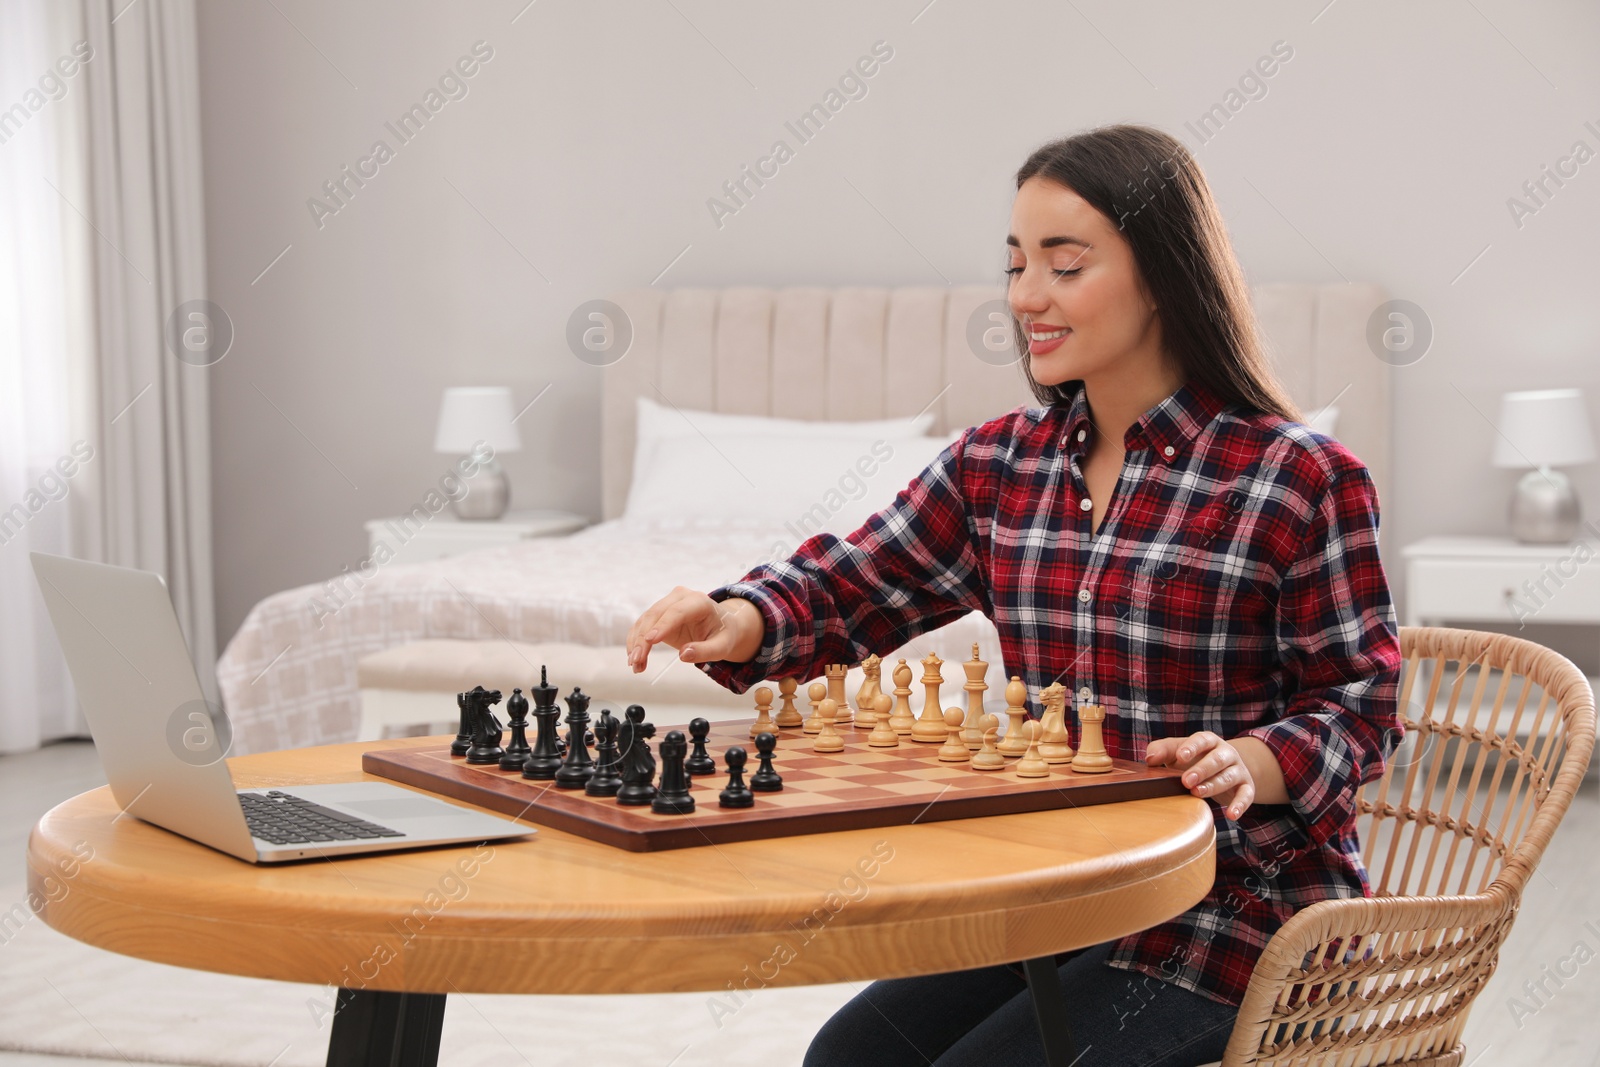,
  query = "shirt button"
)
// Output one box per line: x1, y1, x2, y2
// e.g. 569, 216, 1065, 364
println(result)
1077, 429, 1086, 443
1078, 686, 1093, 701
1079, 498, 1092, 511
1163, 445, 1175, 458
1077, 588, 1091, 603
